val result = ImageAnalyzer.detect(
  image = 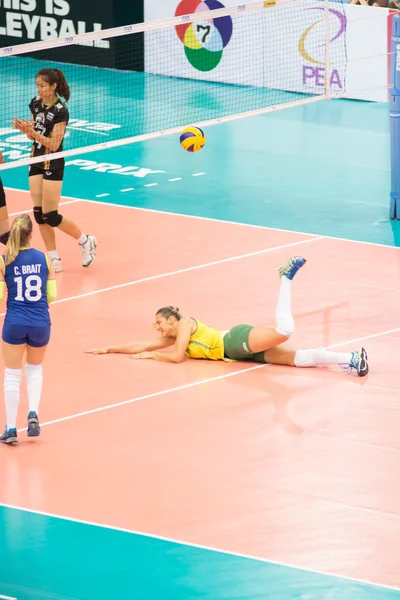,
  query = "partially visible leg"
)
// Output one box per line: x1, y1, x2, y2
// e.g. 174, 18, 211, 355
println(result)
293, 347, 369, 377
42, 176, 97, 268
262, 344, 297, 366
263, 344, 369, 377
25, 329, 50, 437
43, 179, 81, 239
0, 178, 10, 244
0, 207, 10, 237
29, 173, 57, 252
255, 258, 368, 376
1, 339, 26, 444
41, 178, 81, 272
0, 155, 9, 243
247, 257, 307, 353
247, 326, 289, 354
